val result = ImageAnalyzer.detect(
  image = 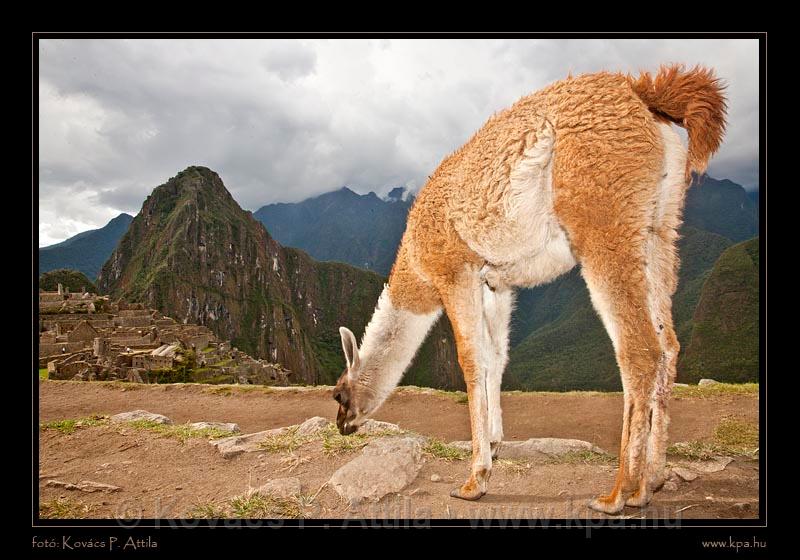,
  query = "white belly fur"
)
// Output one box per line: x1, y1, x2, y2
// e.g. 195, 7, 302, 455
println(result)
461, 121, 577, 289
